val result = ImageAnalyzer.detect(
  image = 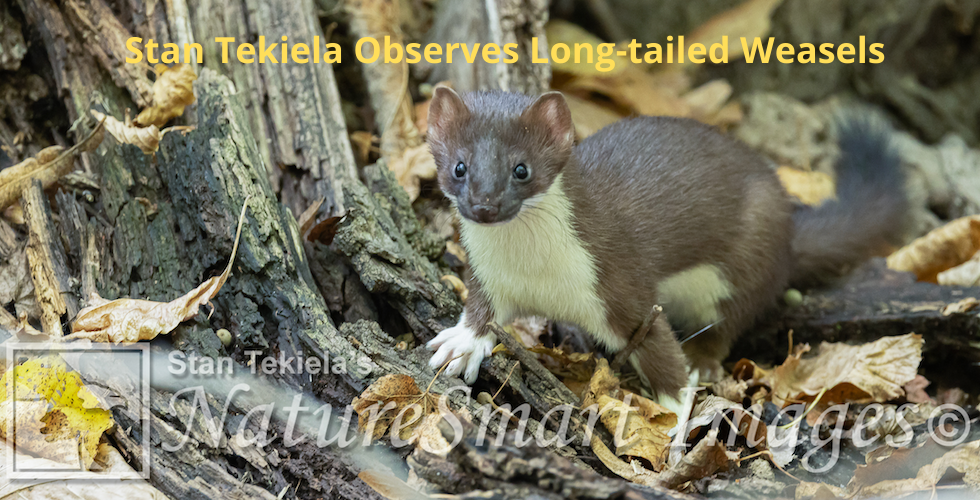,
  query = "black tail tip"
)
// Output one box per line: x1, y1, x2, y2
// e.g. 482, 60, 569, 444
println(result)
832, 111, 906, 197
